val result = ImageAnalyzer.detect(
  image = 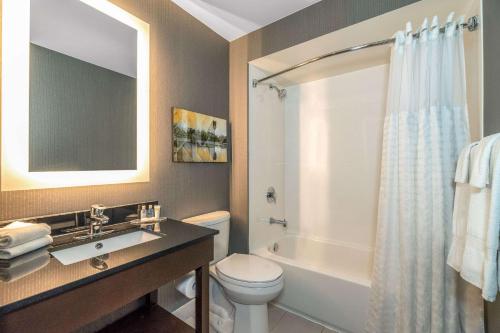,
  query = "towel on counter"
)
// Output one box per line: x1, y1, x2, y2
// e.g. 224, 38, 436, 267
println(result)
460, 134, 500, 288
0, 248, 50, 282
0, 221, 51, 249
448, 142, 479, 271
483, 140, 500, 301
0, 235, 53, 260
